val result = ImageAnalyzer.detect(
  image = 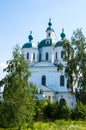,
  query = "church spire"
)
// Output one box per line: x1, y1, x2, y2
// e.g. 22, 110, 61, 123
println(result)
48, 18, 52, 27
46, 18, 54, 32
46, 18, 57, 44
28, 31, 33, 42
